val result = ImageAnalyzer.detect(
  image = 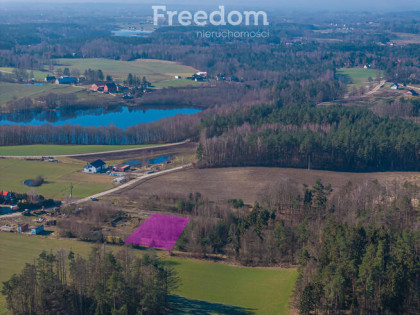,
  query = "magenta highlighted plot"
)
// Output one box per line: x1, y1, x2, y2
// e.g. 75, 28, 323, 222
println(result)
125, 214, 189, 250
